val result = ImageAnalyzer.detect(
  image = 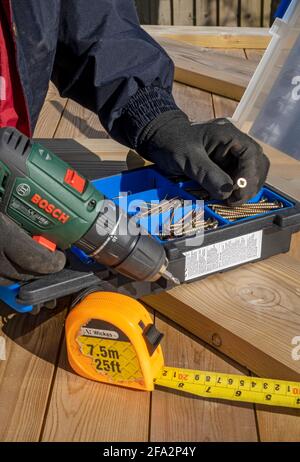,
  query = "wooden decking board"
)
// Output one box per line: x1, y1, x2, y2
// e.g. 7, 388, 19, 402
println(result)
54, 99, 108, 139
144, 25, 271, 48
157, 37, 257, 100
244, 48, 266, 63
0, 303, 68, 441
33, 83, 68, 139
173, 0, 195, 26
173, 81, 214, 122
